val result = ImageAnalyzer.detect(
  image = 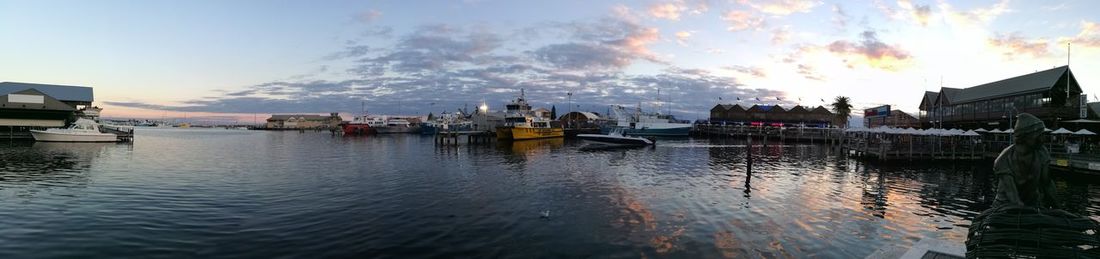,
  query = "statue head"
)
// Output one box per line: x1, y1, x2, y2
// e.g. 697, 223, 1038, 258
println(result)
1013, 113, 1046, 151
